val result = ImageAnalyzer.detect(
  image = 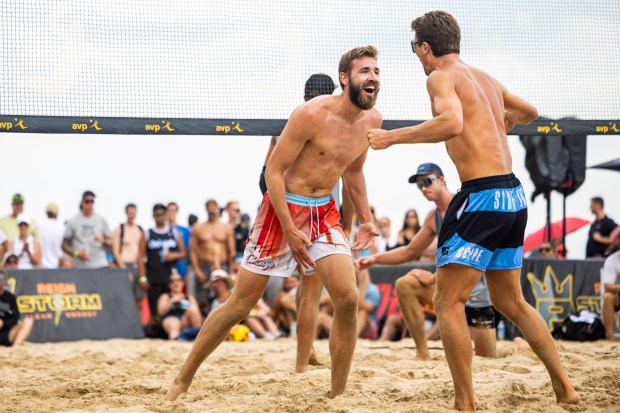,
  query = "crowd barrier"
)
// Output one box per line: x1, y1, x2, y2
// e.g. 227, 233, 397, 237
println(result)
368, 258, 619, 335
4, 258, 617, 342
6, 268, 144, 342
